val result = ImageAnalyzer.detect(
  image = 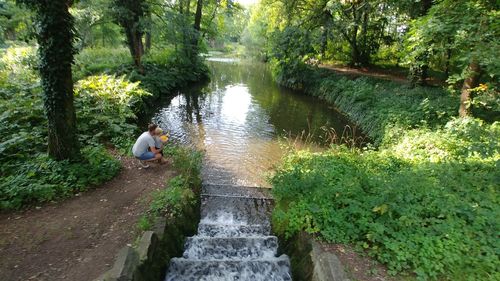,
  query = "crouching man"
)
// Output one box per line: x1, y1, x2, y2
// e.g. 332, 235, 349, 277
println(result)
132, 124, 166, 168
